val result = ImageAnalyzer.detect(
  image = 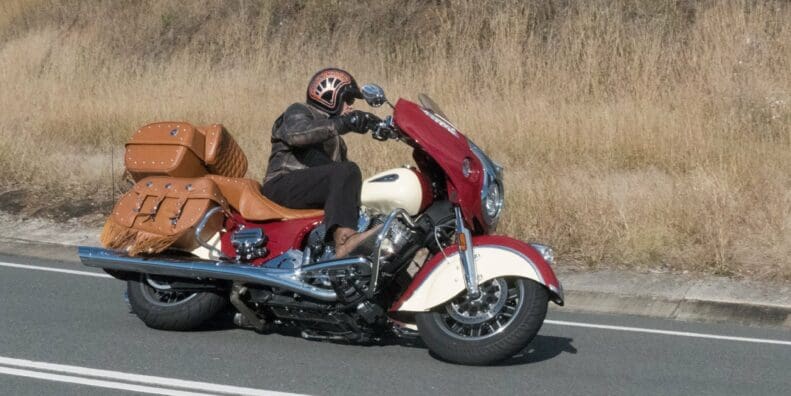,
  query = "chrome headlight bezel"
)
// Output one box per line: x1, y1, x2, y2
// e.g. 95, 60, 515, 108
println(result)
483, 180, 504, 221
468, 140, 504, 228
